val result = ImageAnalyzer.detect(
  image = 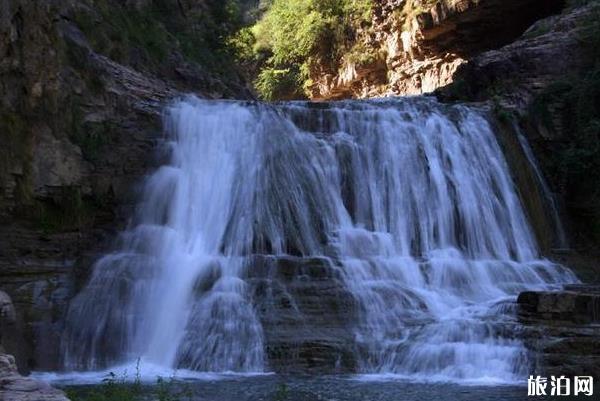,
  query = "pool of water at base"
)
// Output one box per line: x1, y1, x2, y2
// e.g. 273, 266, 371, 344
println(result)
58, 374, 585, 401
